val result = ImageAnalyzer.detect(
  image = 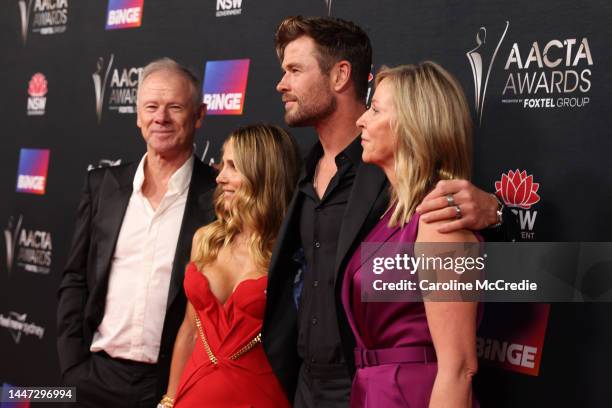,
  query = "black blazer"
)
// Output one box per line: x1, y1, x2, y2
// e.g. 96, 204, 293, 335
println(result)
56, 157, 216, 397
262, 151, 389, 399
